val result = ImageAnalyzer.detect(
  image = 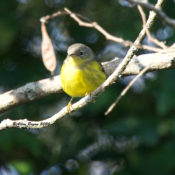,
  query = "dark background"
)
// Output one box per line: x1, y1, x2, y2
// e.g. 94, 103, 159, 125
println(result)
0, 0, 175, 174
